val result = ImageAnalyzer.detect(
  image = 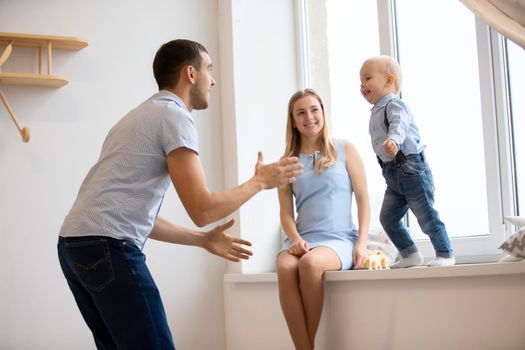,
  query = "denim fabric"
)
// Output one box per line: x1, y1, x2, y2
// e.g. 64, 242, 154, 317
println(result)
379, 153, 453, 258
57, 236, 175, 350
